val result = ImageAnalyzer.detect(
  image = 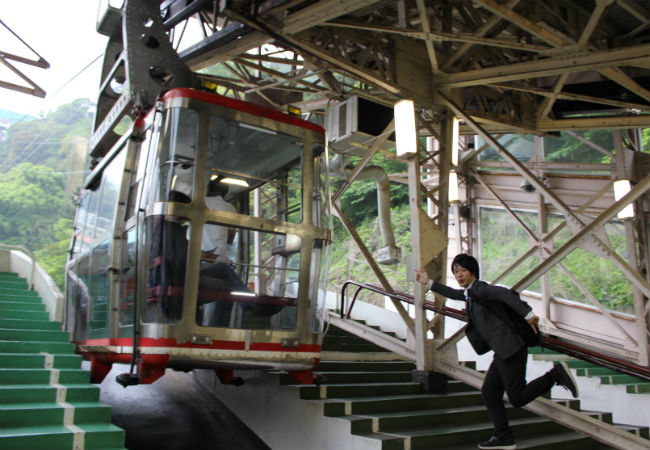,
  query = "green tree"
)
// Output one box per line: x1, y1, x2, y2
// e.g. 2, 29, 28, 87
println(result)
0, 99, 92, 284
544, 130, 613, 163
0, 99, 93, 172
0, 163, 71, 250
338, 152, 408, 226
35, 218, 74, 289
